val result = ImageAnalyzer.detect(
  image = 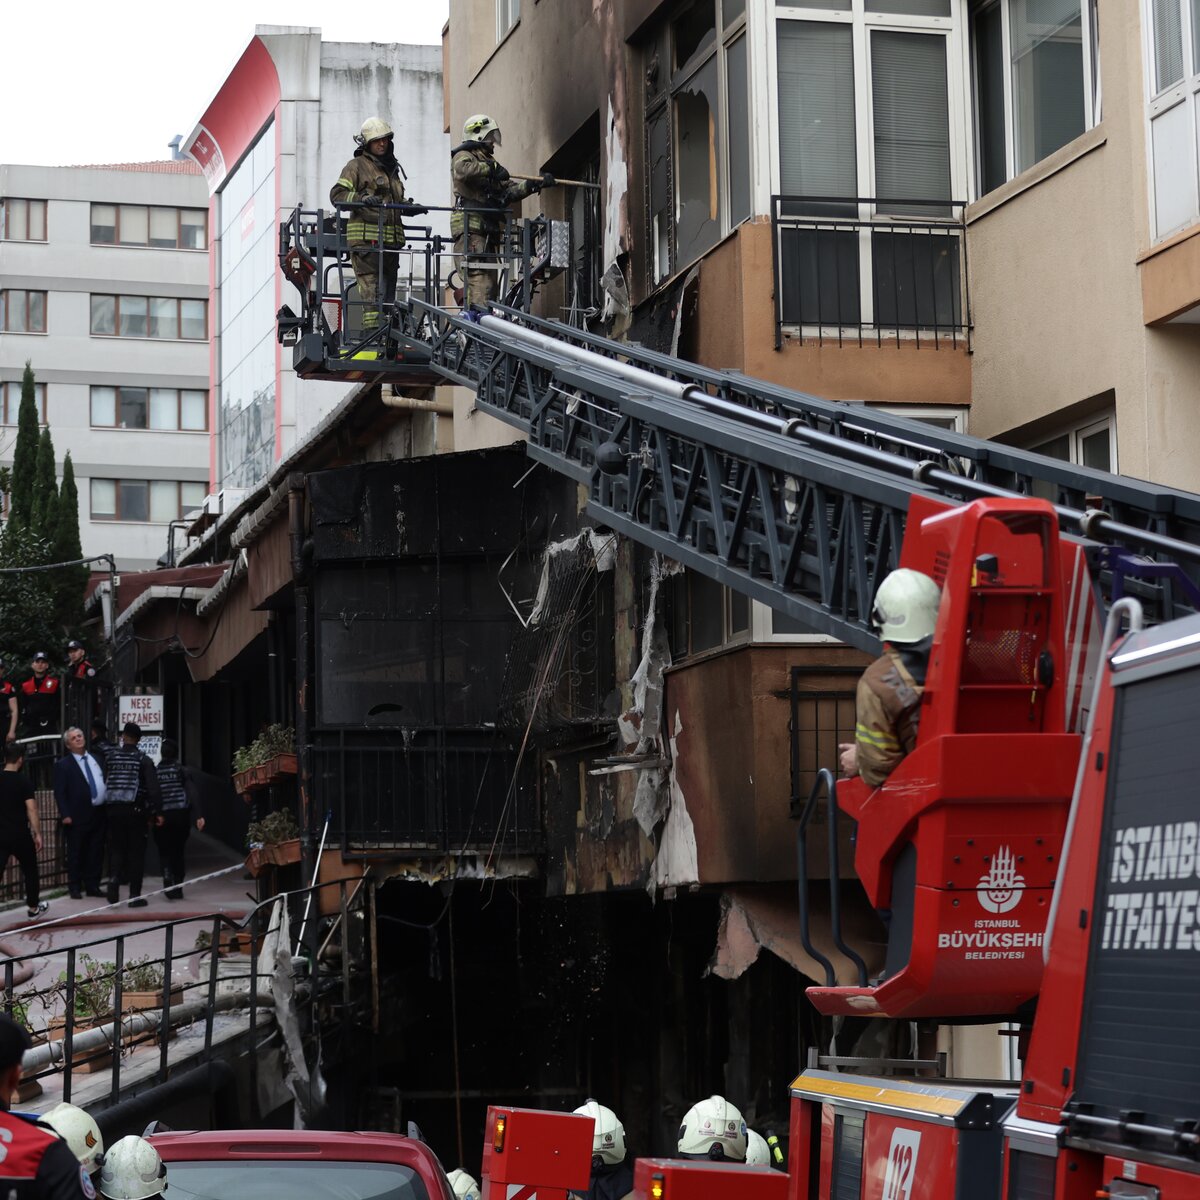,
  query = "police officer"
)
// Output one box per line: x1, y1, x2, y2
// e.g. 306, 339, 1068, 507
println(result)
676, 1096, 748, 1163
330, 117, 427, 342
20, 652, 61, 740
65, 642, 96, 681
838, 569, 942, 788
103, 723, 160, 908
450, 114, 555, 309
0, 1013, 91, 1199
153, 738, 205, 900
570, 1100, 633, 1200
0, 658, 17, 745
